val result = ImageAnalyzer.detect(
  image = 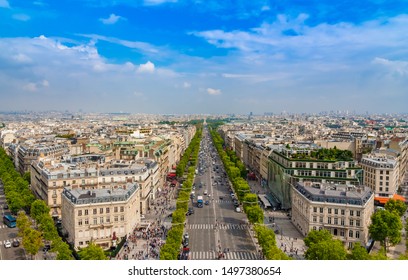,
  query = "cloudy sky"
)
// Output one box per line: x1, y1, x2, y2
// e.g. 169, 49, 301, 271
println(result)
0, 0, 407, 114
